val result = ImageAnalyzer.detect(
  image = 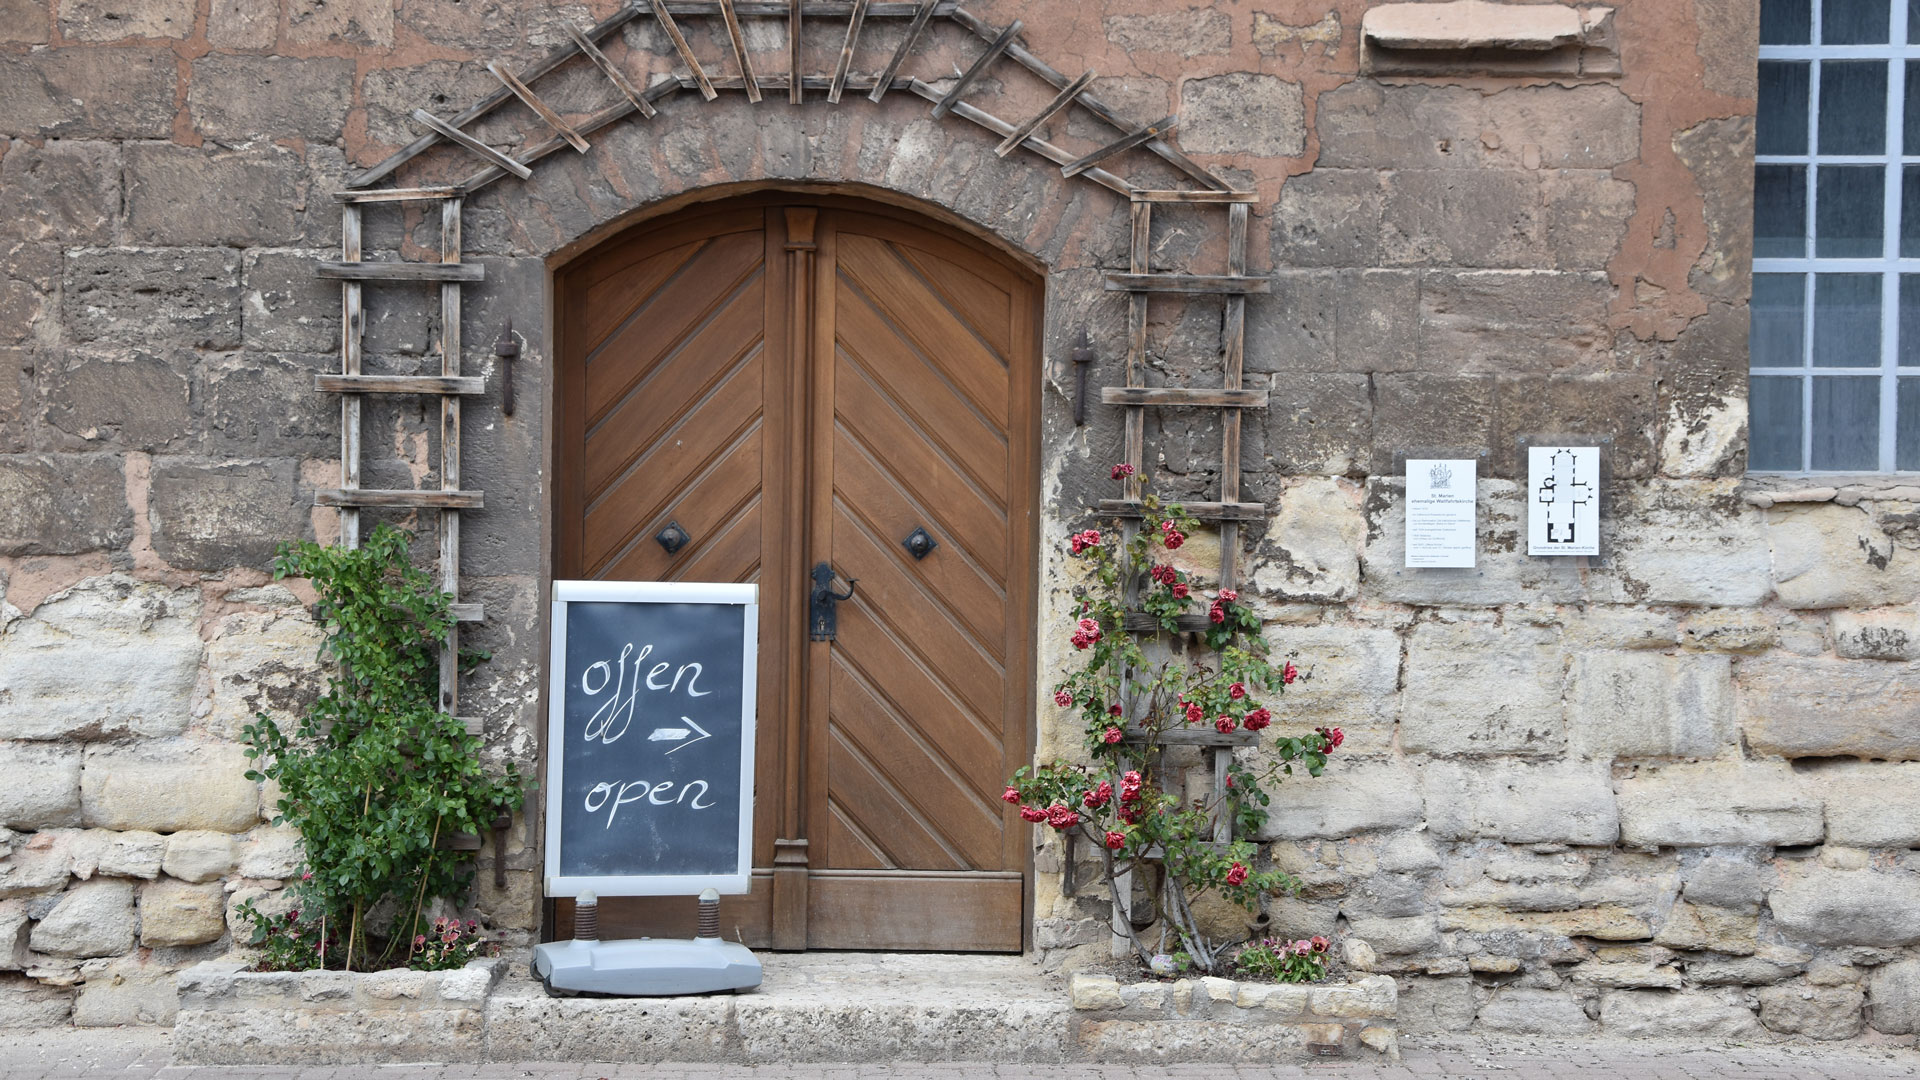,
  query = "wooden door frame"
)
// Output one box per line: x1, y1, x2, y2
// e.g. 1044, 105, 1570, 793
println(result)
547, 187, 1045, 951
